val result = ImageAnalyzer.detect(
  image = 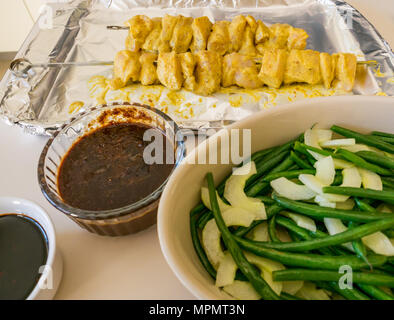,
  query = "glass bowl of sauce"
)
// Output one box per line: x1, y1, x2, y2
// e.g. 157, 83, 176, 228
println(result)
38, 102, 185, 236
0, 197, 63, 300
